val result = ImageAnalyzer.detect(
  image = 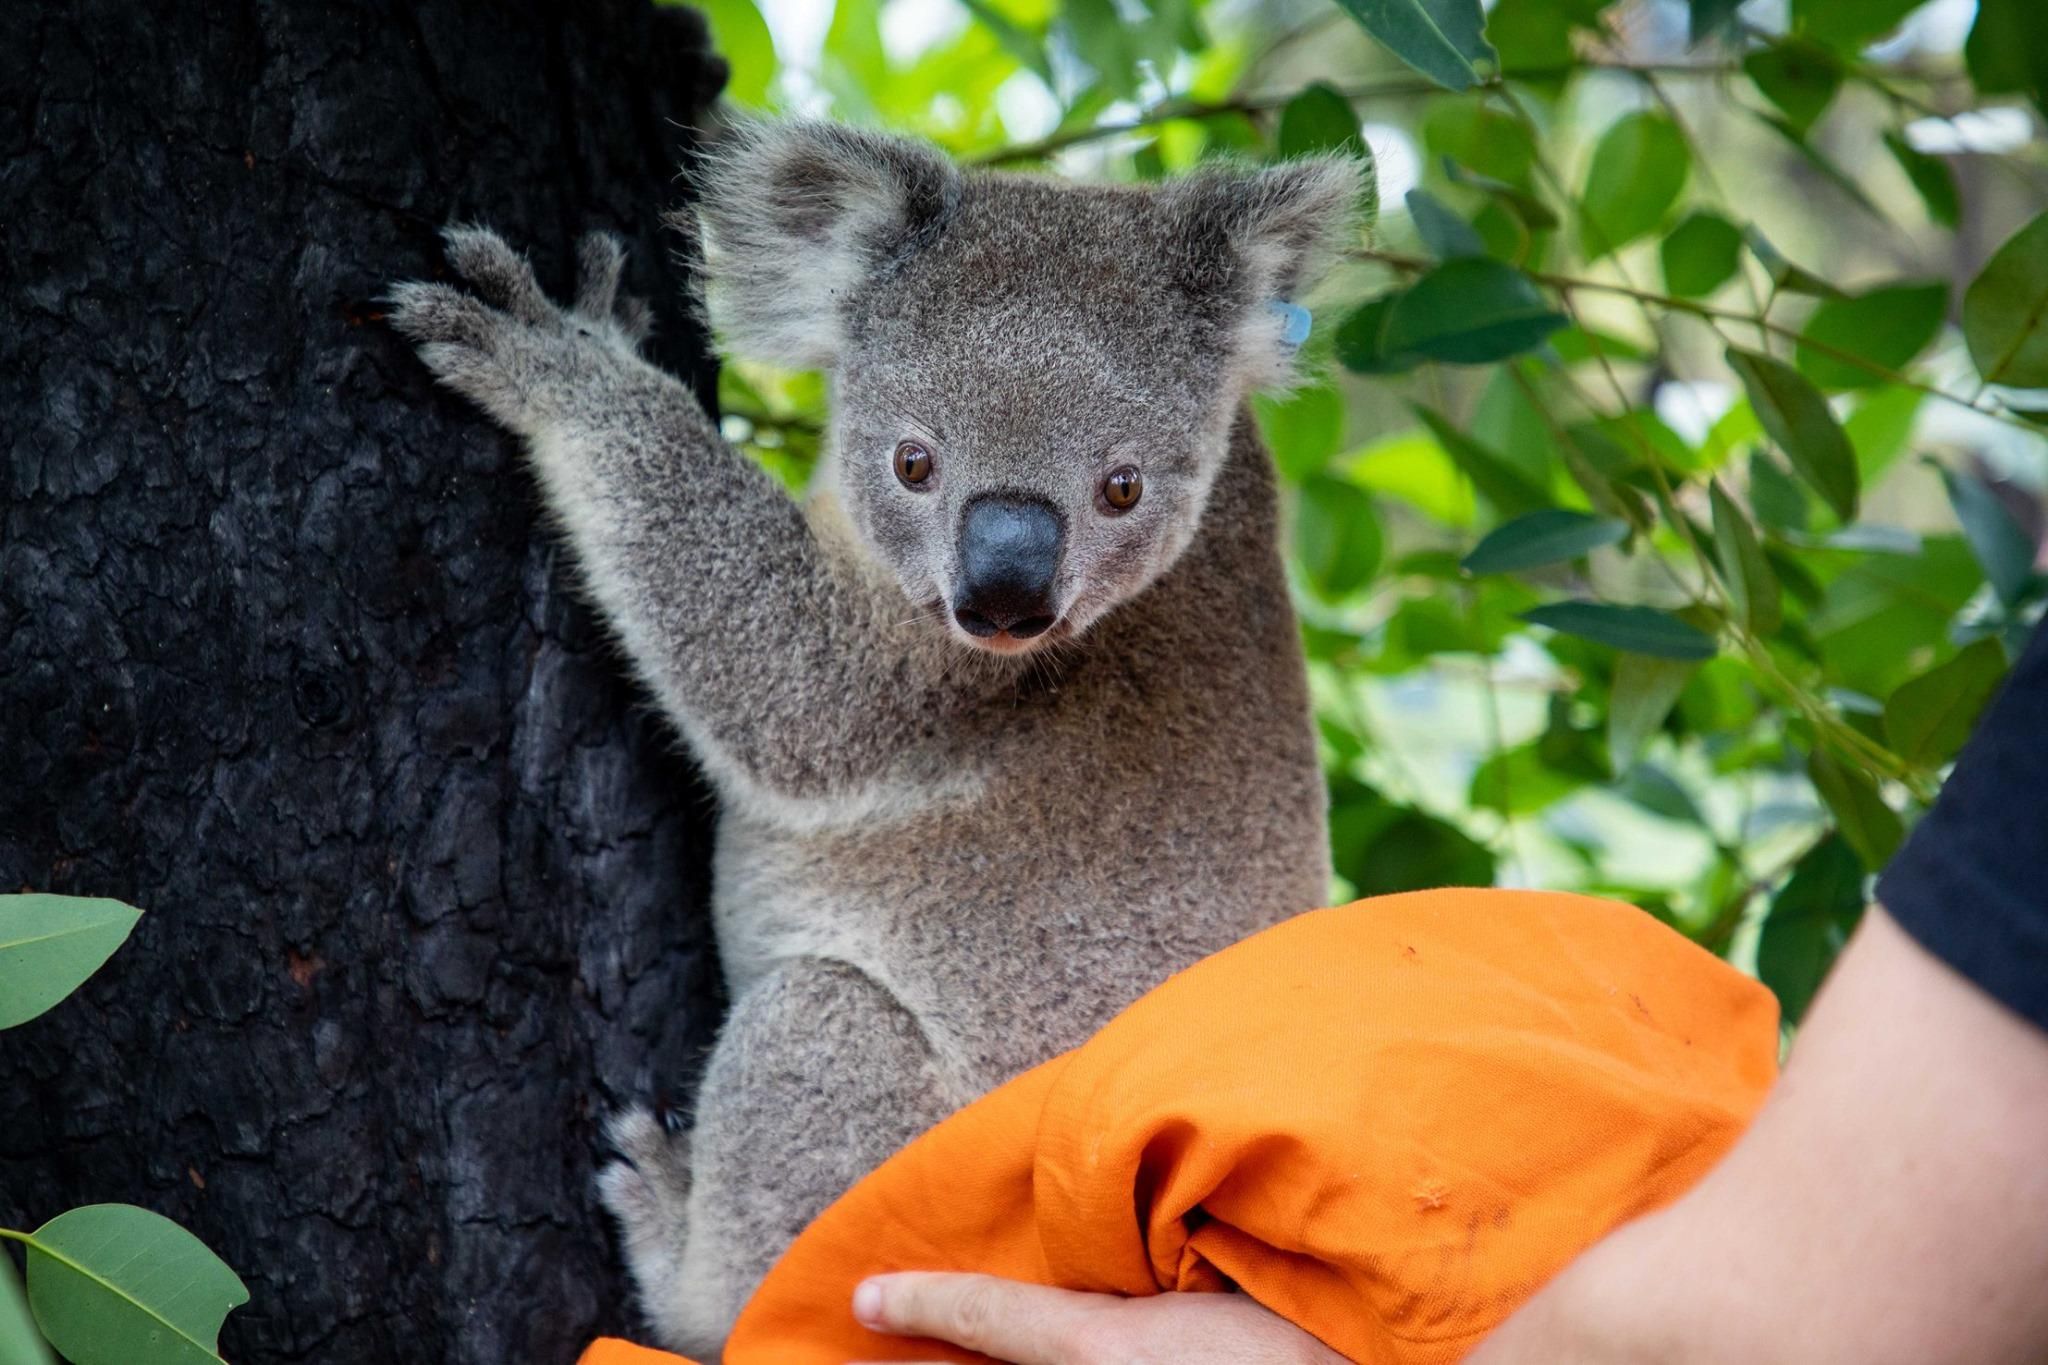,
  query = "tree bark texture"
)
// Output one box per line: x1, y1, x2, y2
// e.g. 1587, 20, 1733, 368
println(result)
1, 4, 730, 1362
